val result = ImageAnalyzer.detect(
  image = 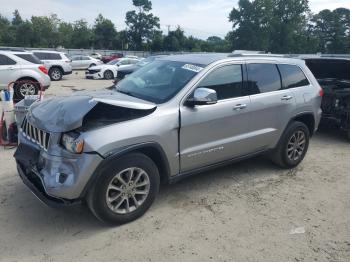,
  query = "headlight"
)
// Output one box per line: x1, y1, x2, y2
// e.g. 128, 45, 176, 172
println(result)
61, 132, 84, 154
